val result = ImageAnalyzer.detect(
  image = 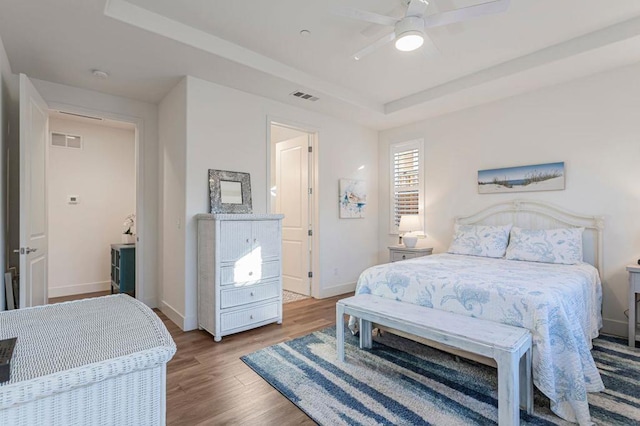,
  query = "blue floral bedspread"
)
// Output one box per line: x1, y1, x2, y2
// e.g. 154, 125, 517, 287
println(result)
351, 253, 603, 425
